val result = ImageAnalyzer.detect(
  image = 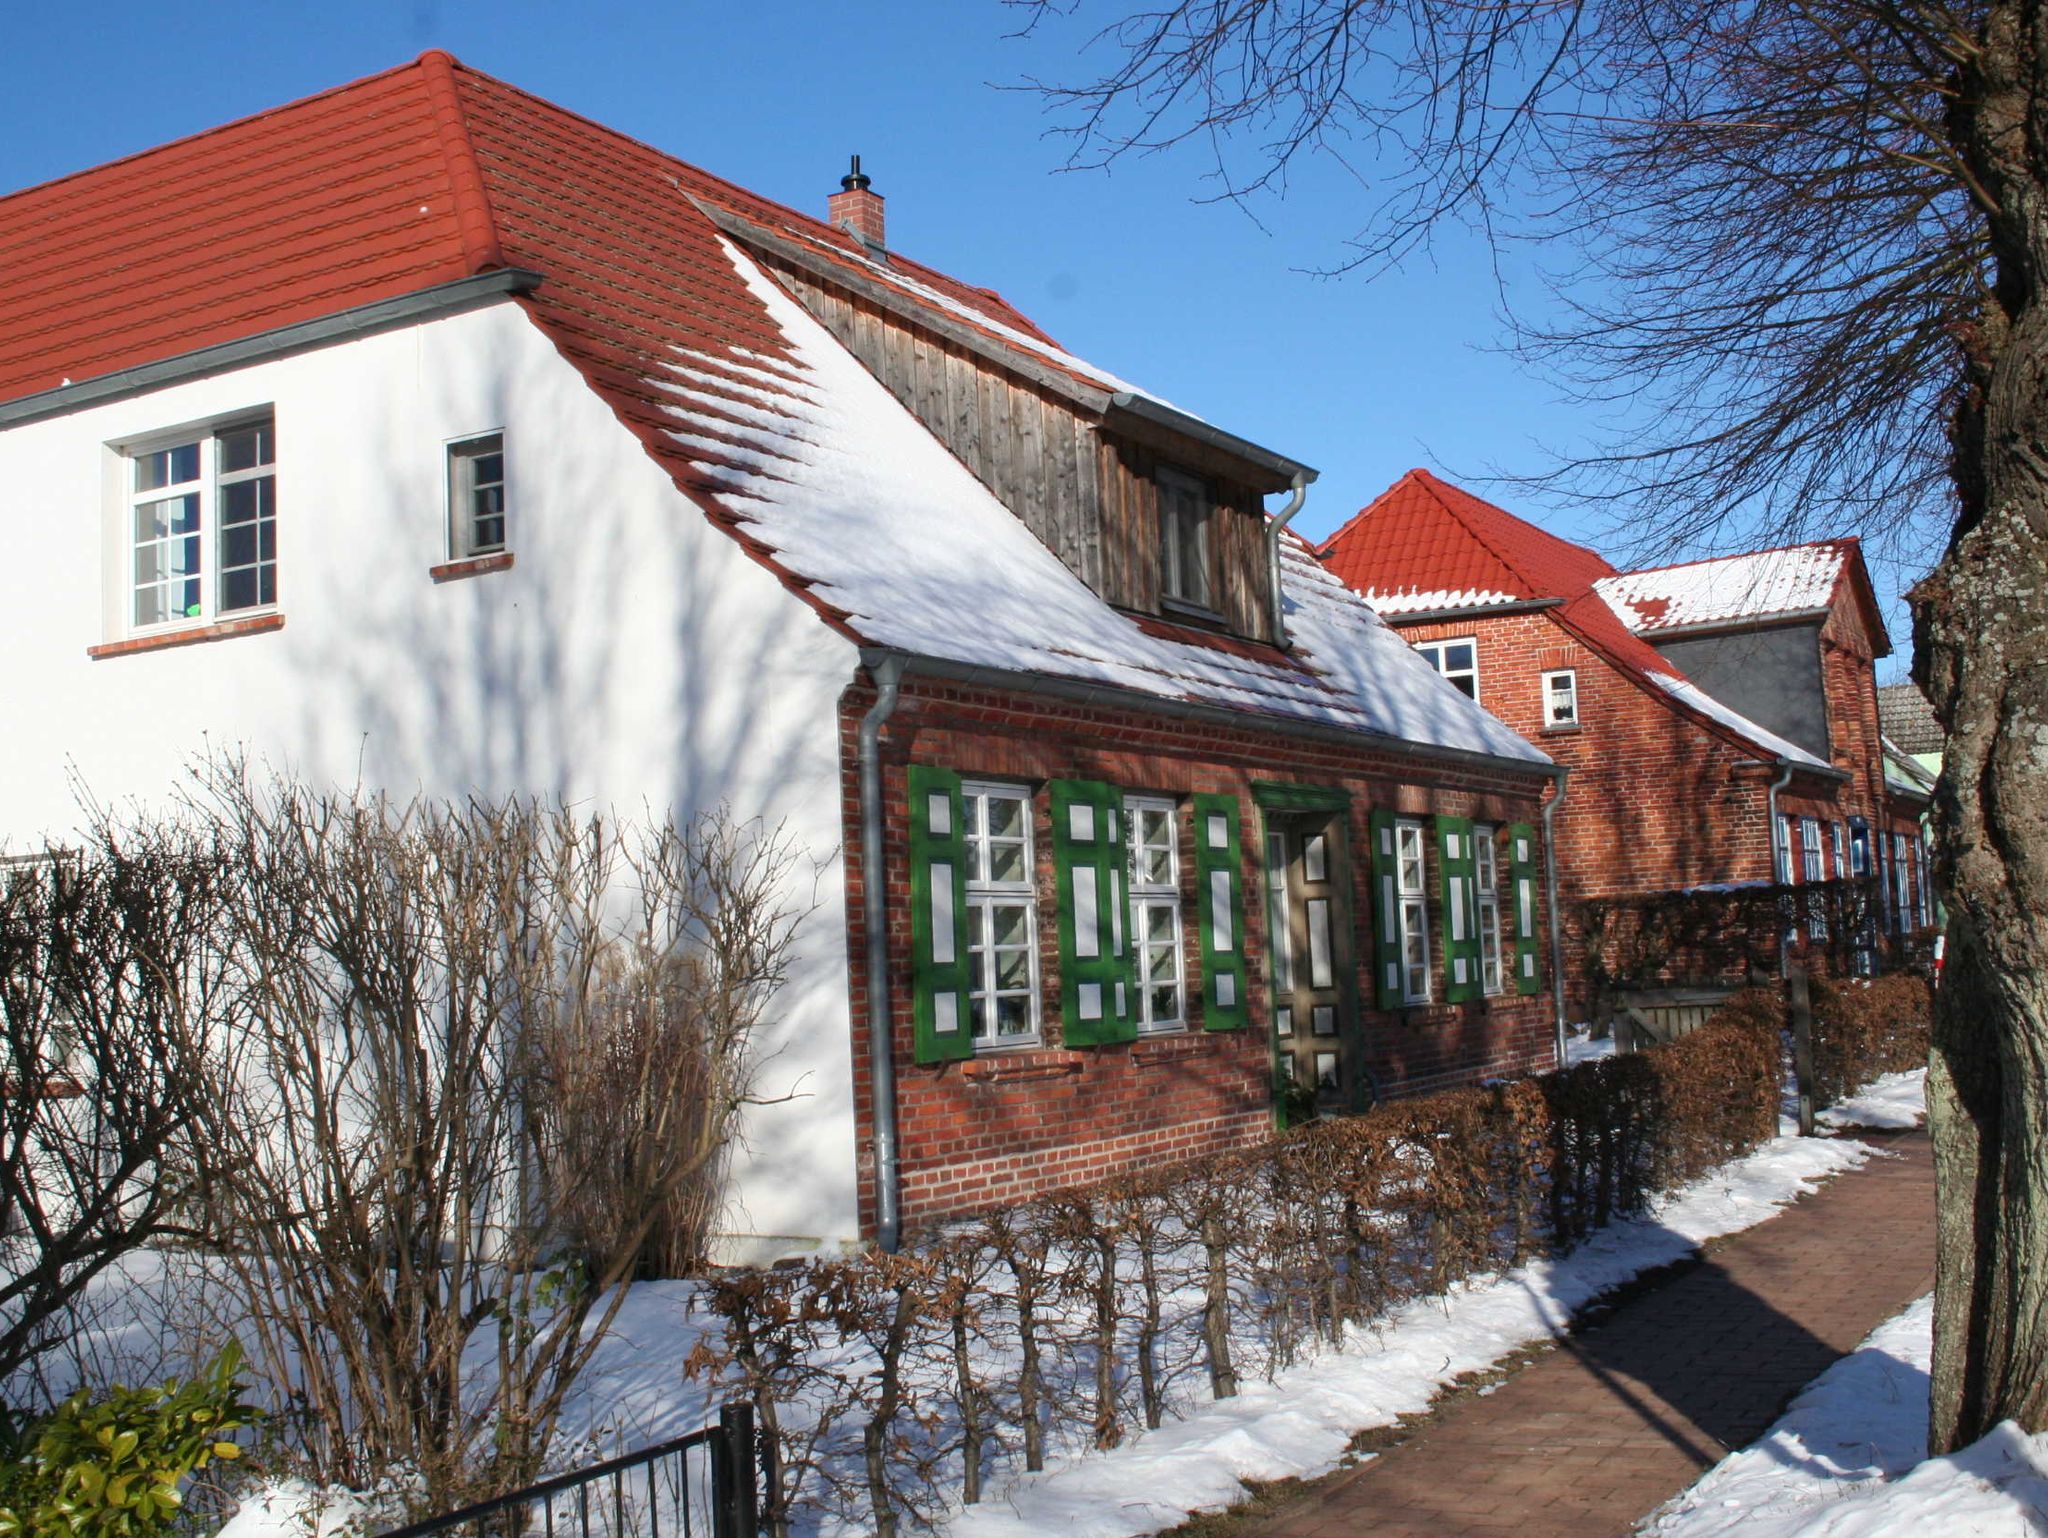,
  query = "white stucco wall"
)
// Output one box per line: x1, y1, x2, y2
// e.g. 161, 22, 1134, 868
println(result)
0, 299, 864, 1253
